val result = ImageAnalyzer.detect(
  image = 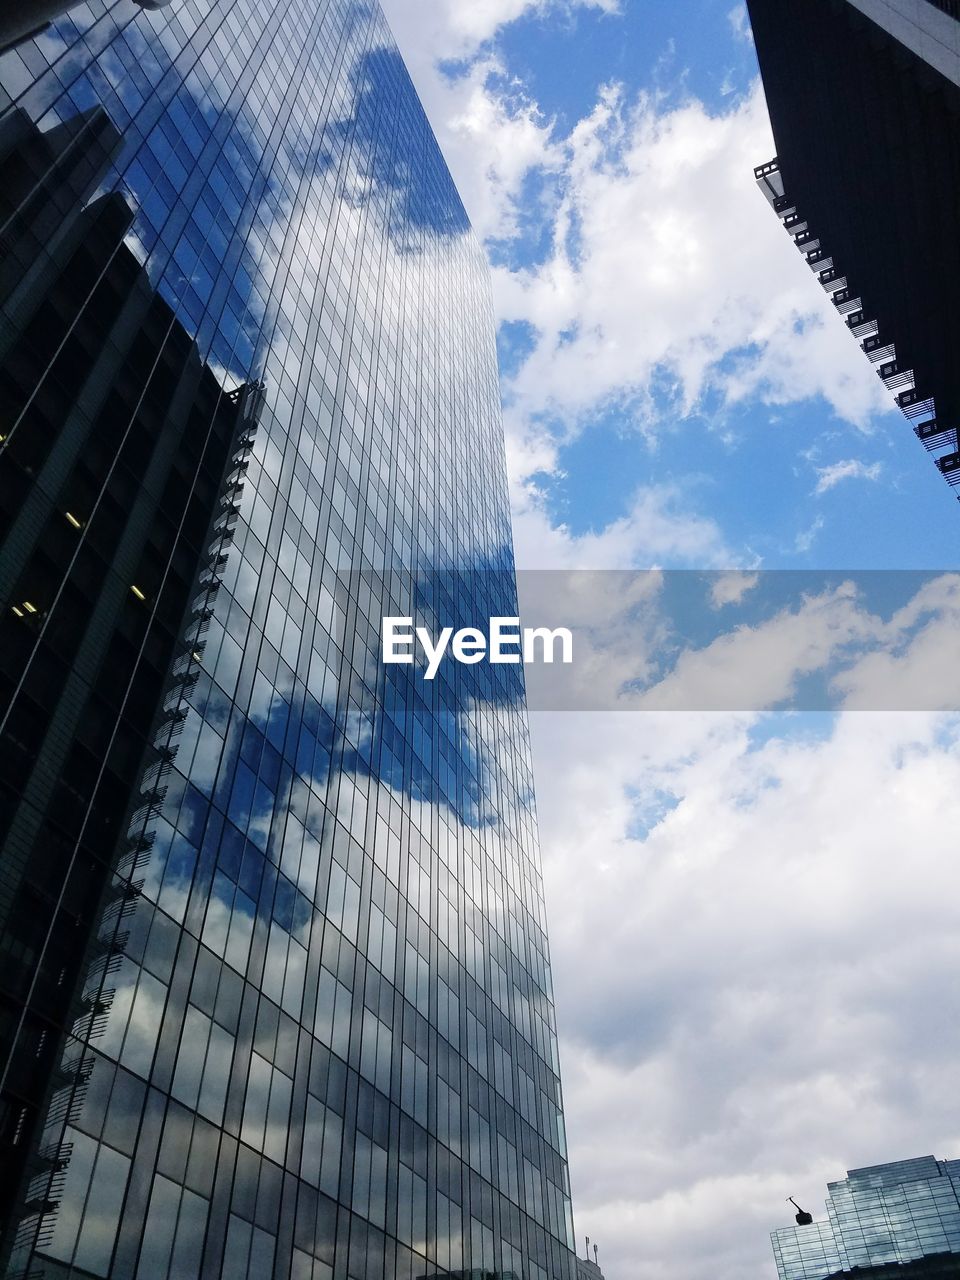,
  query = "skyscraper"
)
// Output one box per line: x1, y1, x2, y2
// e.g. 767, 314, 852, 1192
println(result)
0, 98, 264, 1253
772, 1156, 960, 1280
0, 3, 578, 1278
747, 0, 960, 498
